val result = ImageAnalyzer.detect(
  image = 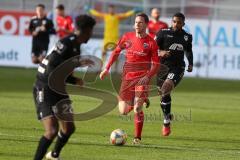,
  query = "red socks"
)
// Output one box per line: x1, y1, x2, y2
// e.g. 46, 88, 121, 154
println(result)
126, 106, 144, 139
134, 111, 144, 139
